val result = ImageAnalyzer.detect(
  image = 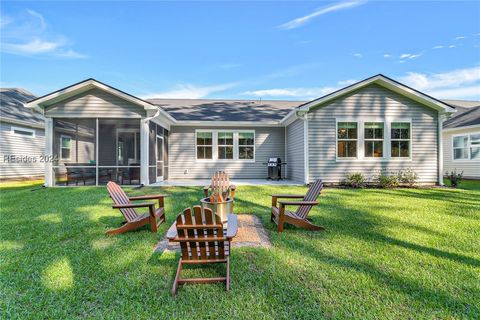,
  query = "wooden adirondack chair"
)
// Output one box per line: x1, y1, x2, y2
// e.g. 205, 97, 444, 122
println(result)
167, 206, 238, 295
271, 179, 325, 232
106, 181, 166, 235
203, 171, 236, 202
